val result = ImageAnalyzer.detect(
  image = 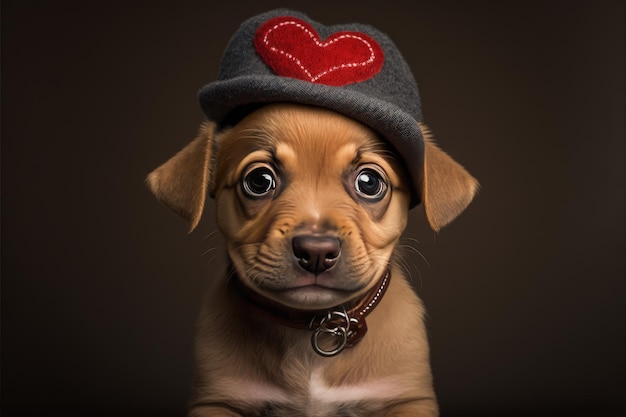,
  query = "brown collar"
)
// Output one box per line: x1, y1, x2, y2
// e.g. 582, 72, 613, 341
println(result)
231, 268, 391, 357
